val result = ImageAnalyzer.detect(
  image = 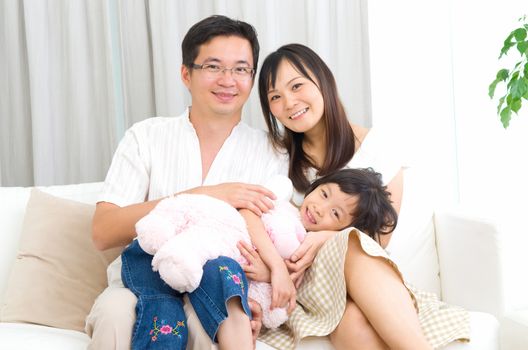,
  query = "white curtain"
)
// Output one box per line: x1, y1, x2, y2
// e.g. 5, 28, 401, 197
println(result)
0, 0, 370, 186
1, 0, 118, 186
